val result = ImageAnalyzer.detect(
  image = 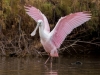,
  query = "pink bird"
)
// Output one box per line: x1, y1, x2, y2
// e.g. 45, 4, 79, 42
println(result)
25, 6, 91, 64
